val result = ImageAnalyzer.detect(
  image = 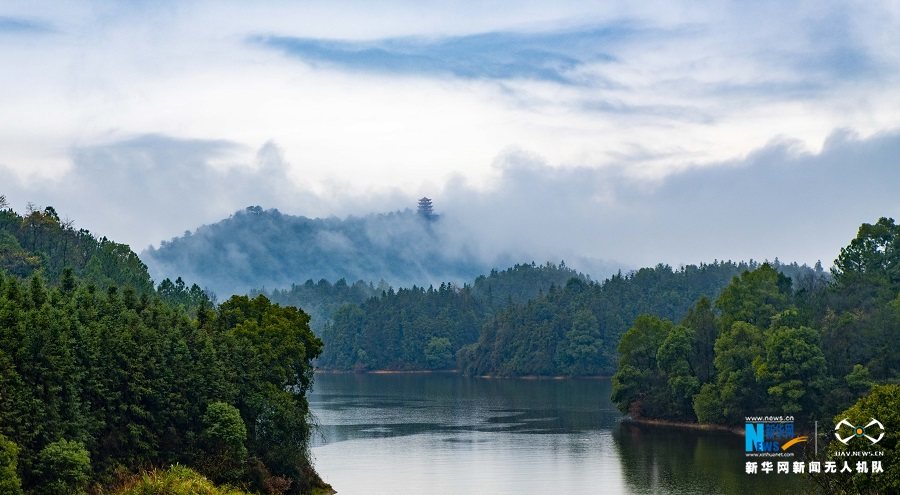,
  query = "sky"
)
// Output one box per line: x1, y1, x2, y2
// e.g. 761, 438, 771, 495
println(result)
1, 0, 899, 276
